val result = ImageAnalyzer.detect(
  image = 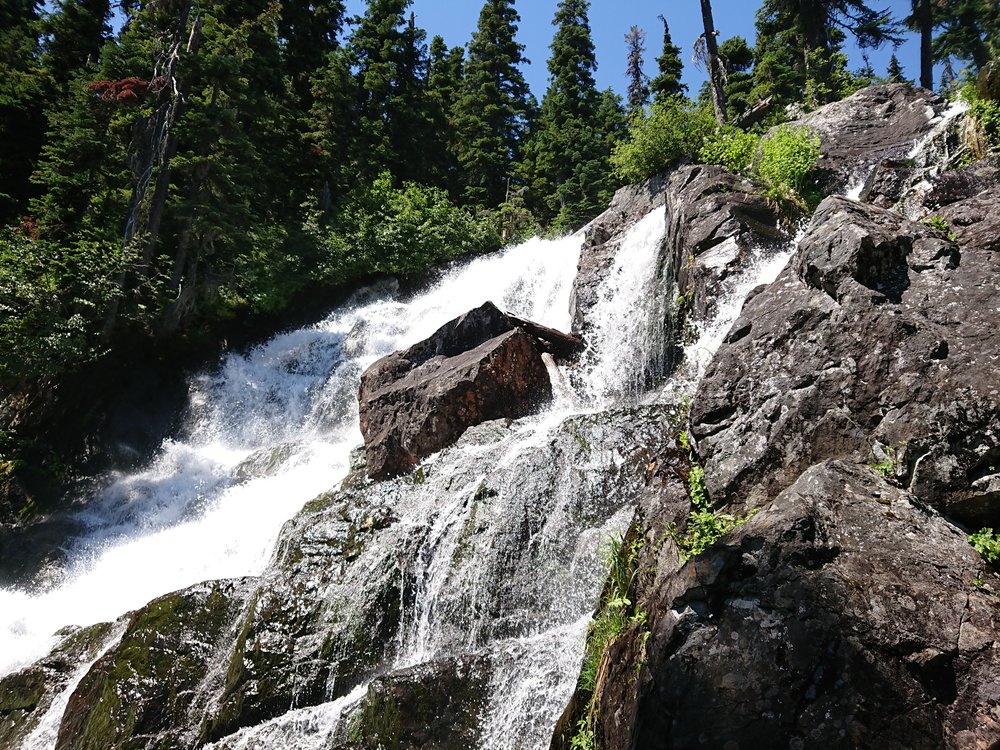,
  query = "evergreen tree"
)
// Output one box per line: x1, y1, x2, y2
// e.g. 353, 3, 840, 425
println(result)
0, 0, 48, 222
453, 0, 532, 207
42, 0, 111, 84
522, 0, 612, 229
719, 36, 755, 119
346, 0, 414, 182
940, 56, 957, 96
427, 35, 465, 197
650, 14, 686, 102
751, 0, 895, 109
933, 0, 1000, 71
886, 52, 907, 83
625, 26, 649, 116
277, 0, 345, 106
